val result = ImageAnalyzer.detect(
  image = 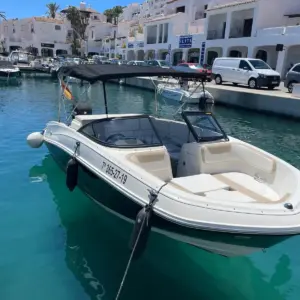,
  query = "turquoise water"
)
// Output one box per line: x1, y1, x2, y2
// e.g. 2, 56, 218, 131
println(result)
1, 78, 300, 300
